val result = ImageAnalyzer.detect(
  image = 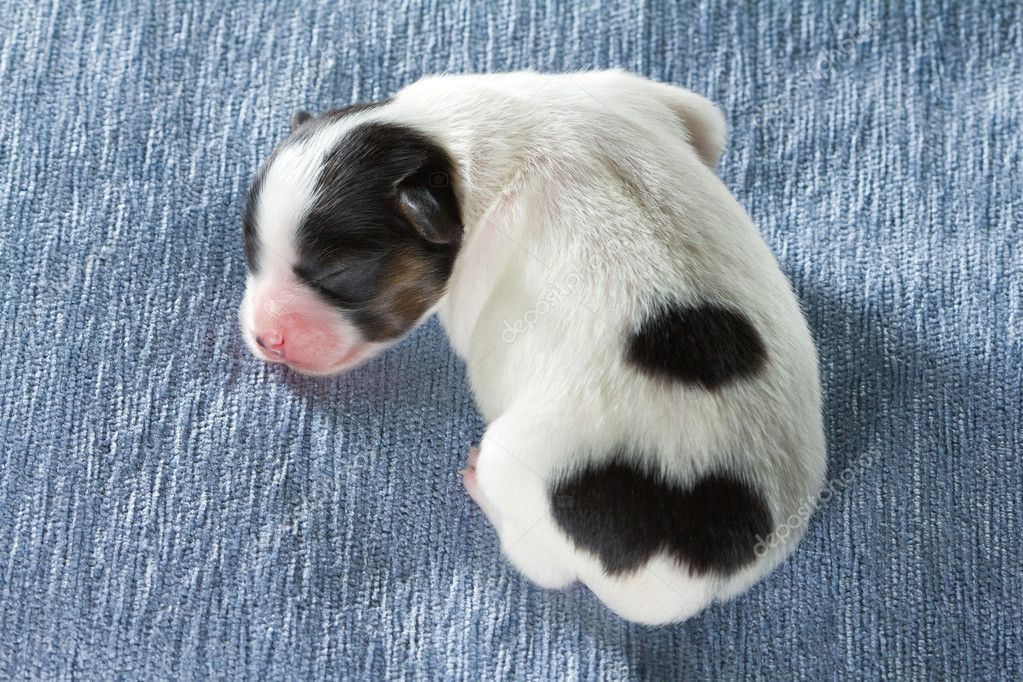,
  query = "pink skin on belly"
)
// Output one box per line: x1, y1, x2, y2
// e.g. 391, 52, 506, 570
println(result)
241, 272, 370, 376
